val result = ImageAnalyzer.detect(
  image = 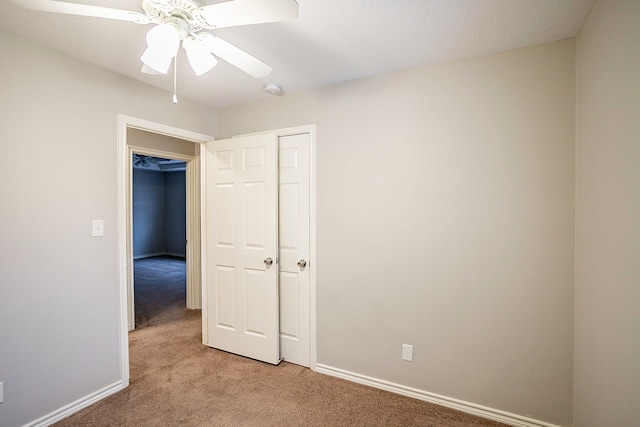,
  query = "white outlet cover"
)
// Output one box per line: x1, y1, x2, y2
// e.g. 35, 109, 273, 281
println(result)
402, 344, 413, 362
